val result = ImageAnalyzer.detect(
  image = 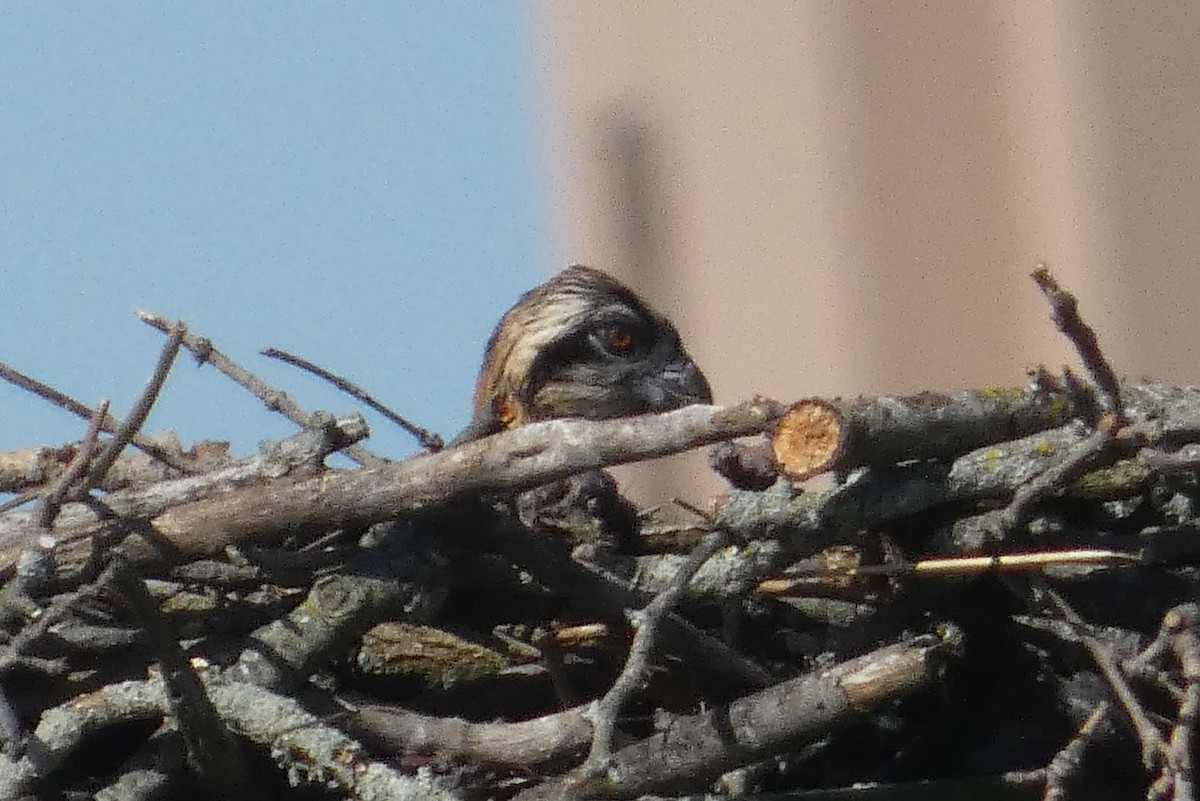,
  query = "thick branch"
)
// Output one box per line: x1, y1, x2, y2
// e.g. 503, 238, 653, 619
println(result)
772, 385, 1073, 481
515, 628, 961, 800
135, 401, 774, 564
